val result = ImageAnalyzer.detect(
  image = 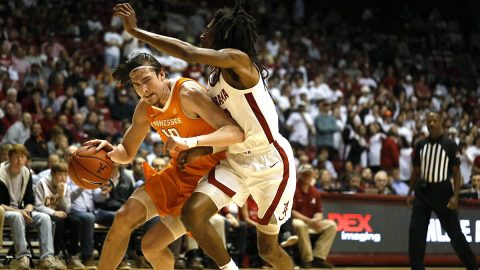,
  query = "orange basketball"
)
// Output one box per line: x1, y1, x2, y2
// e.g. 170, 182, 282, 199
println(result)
68, 145, 113, 189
